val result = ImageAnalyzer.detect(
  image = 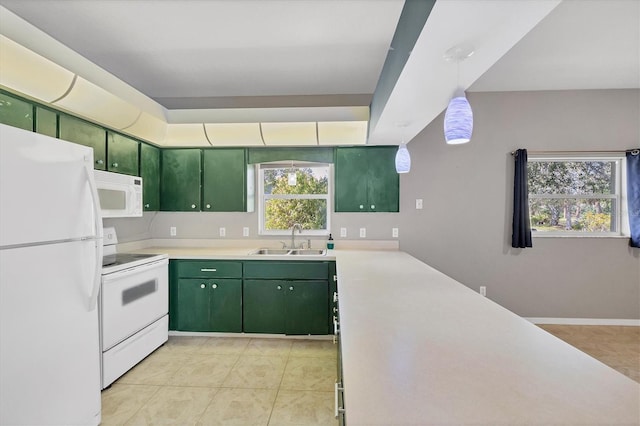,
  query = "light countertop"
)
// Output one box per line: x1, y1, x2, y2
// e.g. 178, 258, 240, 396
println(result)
335, 250, 639, 425
122, 243, 640, 424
